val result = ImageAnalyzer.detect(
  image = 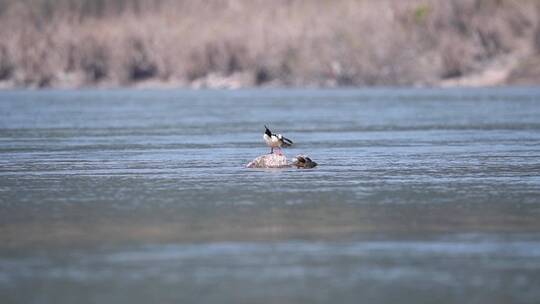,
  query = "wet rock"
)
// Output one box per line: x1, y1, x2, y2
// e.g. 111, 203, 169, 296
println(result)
246, 153, 288, 168
246, 154, 318, 169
